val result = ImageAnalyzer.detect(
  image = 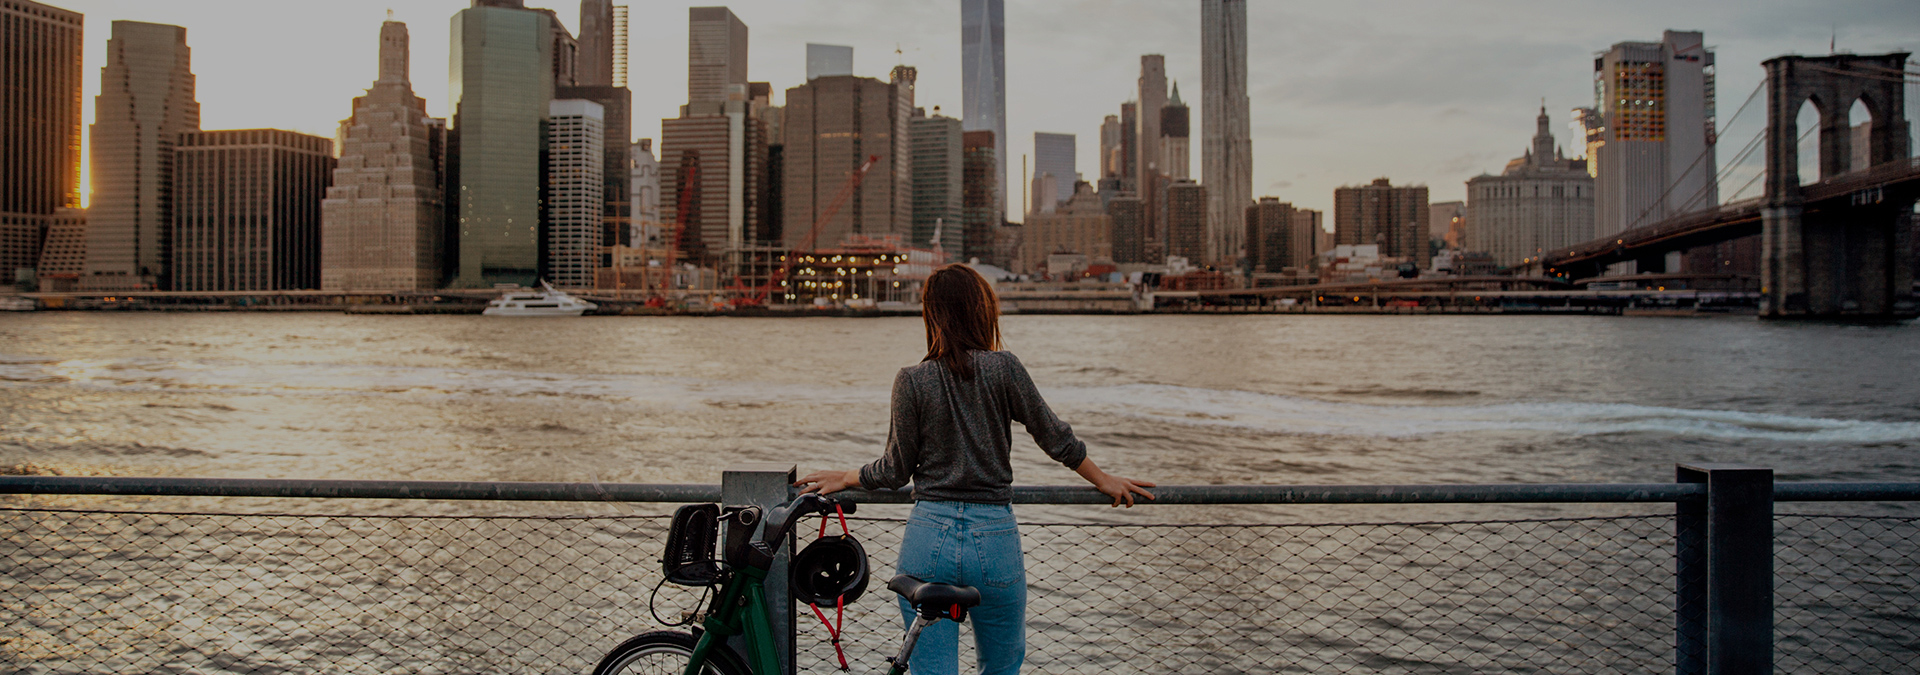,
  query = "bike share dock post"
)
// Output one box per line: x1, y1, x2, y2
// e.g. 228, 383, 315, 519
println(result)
724, 463, 798, 675
1675, 463, 1773, 675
